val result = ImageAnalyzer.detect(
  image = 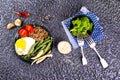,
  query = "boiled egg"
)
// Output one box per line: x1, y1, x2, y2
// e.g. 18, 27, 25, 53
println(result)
15, 37, 35, 55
